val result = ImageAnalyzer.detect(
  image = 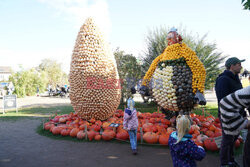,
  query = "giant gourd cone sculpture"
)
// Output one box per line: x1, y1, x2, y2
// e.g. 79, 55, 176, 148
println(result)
140, 28, 206, 115
69, 18, 121, 120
